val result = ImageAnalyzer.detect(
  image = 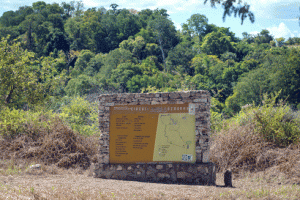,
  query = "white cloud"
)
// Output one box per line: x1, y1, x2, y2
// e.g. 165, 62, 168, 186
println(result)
267, 22, 299, 39
249, 31, 260, 35
245, 0, 300, 20
82, 0, 101, 8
